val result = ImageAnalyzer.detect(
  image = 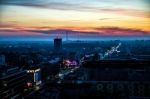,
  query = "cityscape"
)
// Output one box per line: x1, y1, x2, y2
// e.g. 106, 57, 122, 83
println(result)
0, 0, 150, 99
